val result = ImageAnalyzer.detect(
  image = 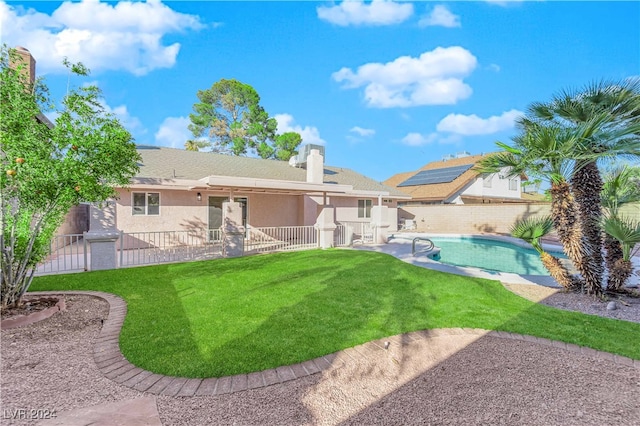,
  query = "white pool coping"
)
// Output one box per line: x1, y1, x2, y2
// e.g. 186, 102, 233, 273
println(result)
353, 233, 639, 288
